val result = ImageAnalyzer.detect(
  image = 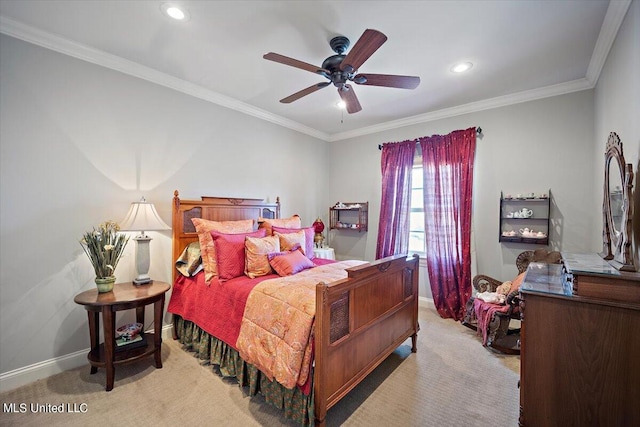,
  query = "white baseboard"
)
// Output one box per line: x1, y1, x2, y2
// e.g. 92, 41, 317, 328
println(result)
0, 324, 174, 393
418, 296, 434, 306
